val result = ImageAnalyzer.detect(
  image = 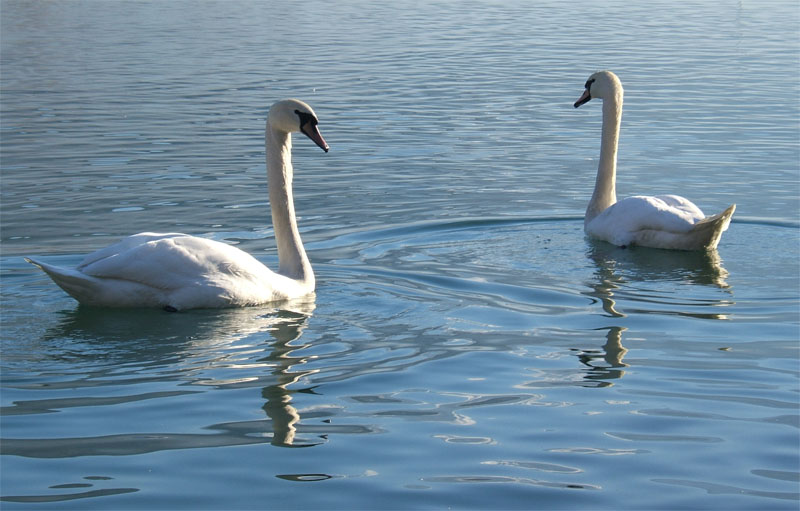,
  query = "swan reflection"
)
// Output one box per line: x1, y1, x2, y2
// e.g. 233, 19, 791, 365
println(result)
518, 326, 630, 388
573, 326, 629, 386
584, 240, 733, 320
30, 297, 319, 449
573, 242, 735, 385
256, 305, 319, 447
